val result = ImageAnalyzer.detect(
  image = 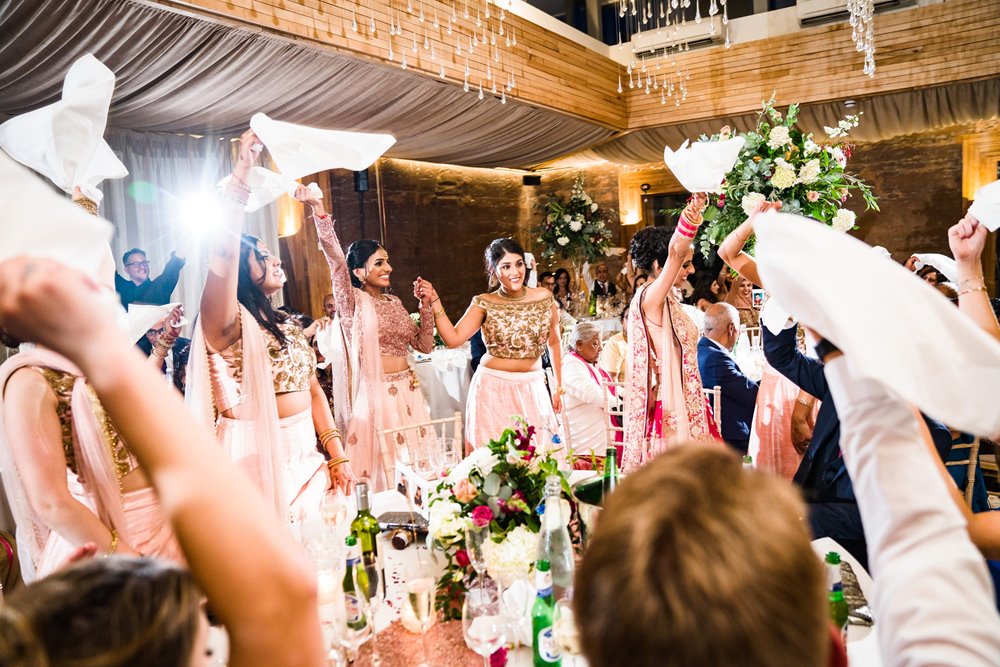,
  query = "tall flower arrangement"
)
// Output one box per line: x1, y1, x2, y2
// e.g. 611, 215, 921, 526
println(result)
534, 175, 615, 264
428, 419, 570, 618
696, 98, 879, 258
